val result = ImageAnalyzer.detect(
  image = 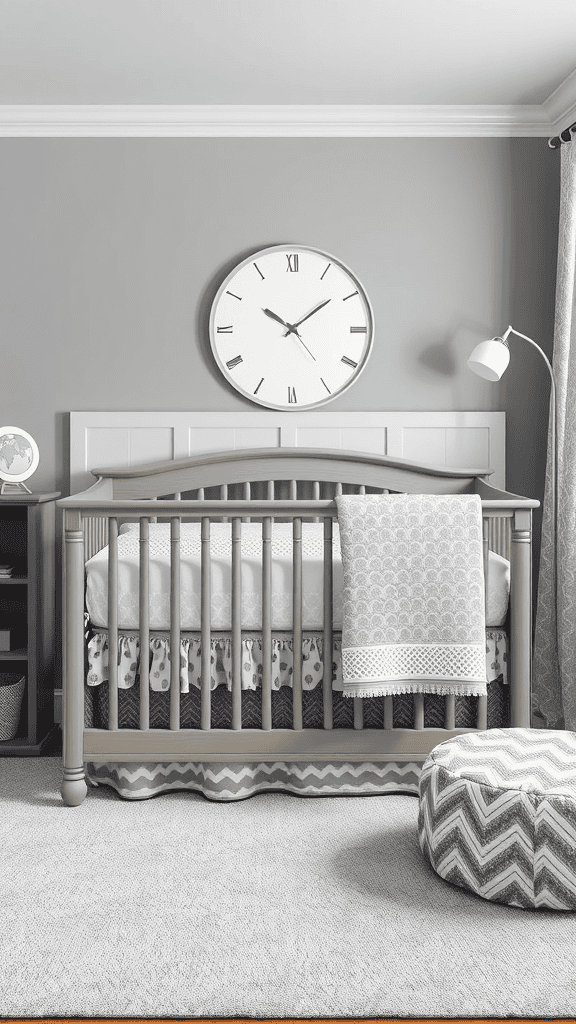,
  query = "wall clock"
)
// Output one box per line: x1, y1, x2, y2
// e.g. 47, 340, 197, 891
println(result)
209, 244, 374, 410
